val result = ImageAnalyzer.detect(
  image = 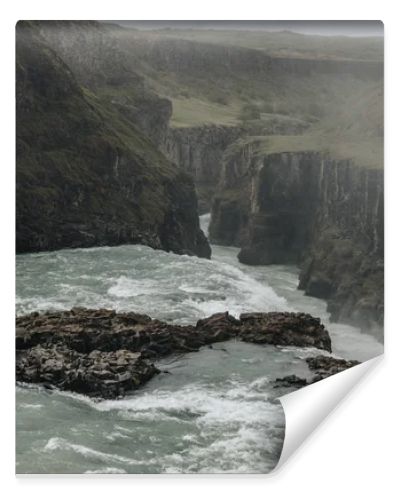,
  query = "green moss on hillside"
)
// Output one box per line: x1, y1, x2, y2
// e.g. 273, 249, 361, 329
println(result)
16, 21, 210, 257
227, 135, 383, 170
